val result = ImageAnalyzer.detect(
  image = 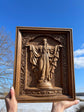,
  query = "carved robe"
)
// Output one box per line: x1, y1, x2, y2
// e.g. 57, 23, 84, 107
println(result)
30, 44, 61, 81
